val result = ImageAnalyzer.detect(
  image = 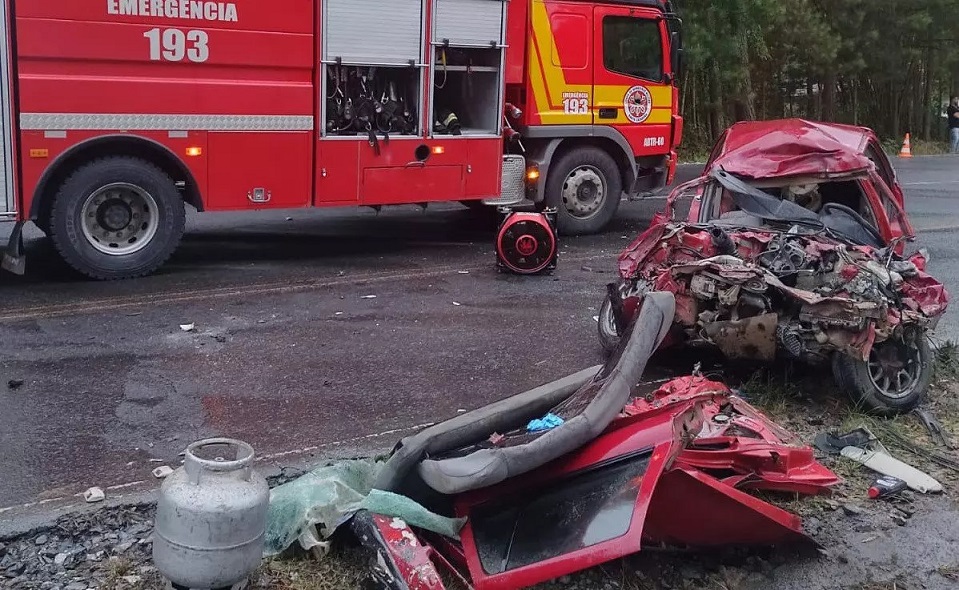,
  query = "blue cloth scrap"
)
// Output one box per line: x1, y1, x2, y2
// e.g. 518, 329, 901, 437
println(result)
527, 412, 565, 433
